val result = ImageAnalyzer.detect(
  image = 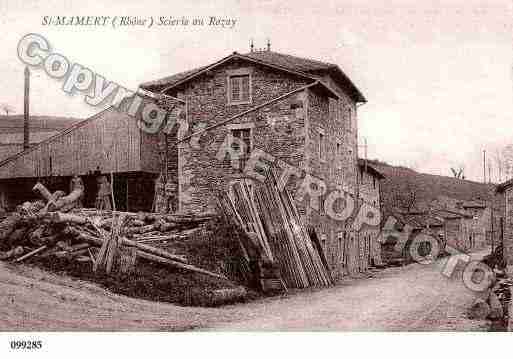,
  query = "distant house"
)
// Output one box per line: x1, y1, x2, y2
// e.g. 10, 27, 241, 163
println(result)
379, 210, 445, 264
495, 180, 513, 266
432, 208, 474, 252
430, 195, 492, 251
